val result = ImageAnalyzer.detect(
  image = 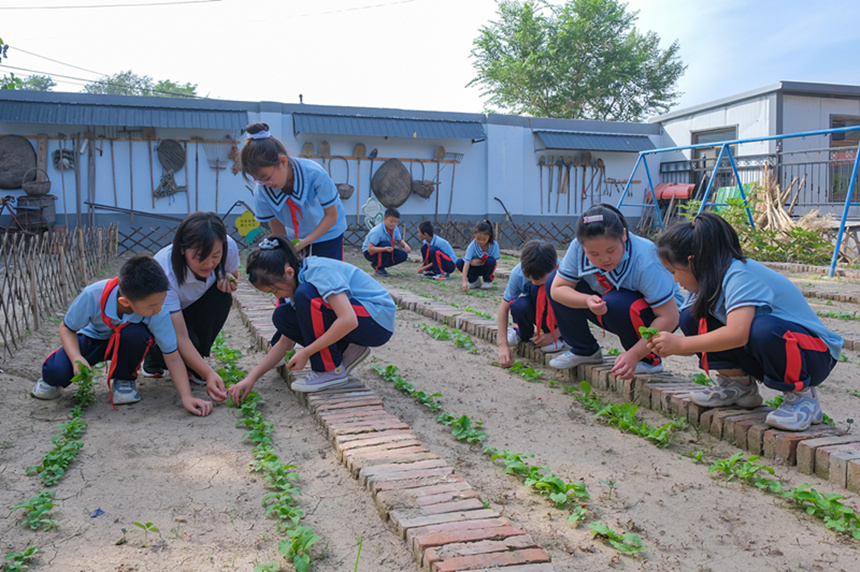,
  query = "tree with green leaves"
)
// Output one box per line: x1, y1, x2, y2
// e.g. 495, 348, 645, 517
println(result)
1, 36, 23, 90
84, 70, 198, 98
469, 0, 686, 121
18, 74, 56, 91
